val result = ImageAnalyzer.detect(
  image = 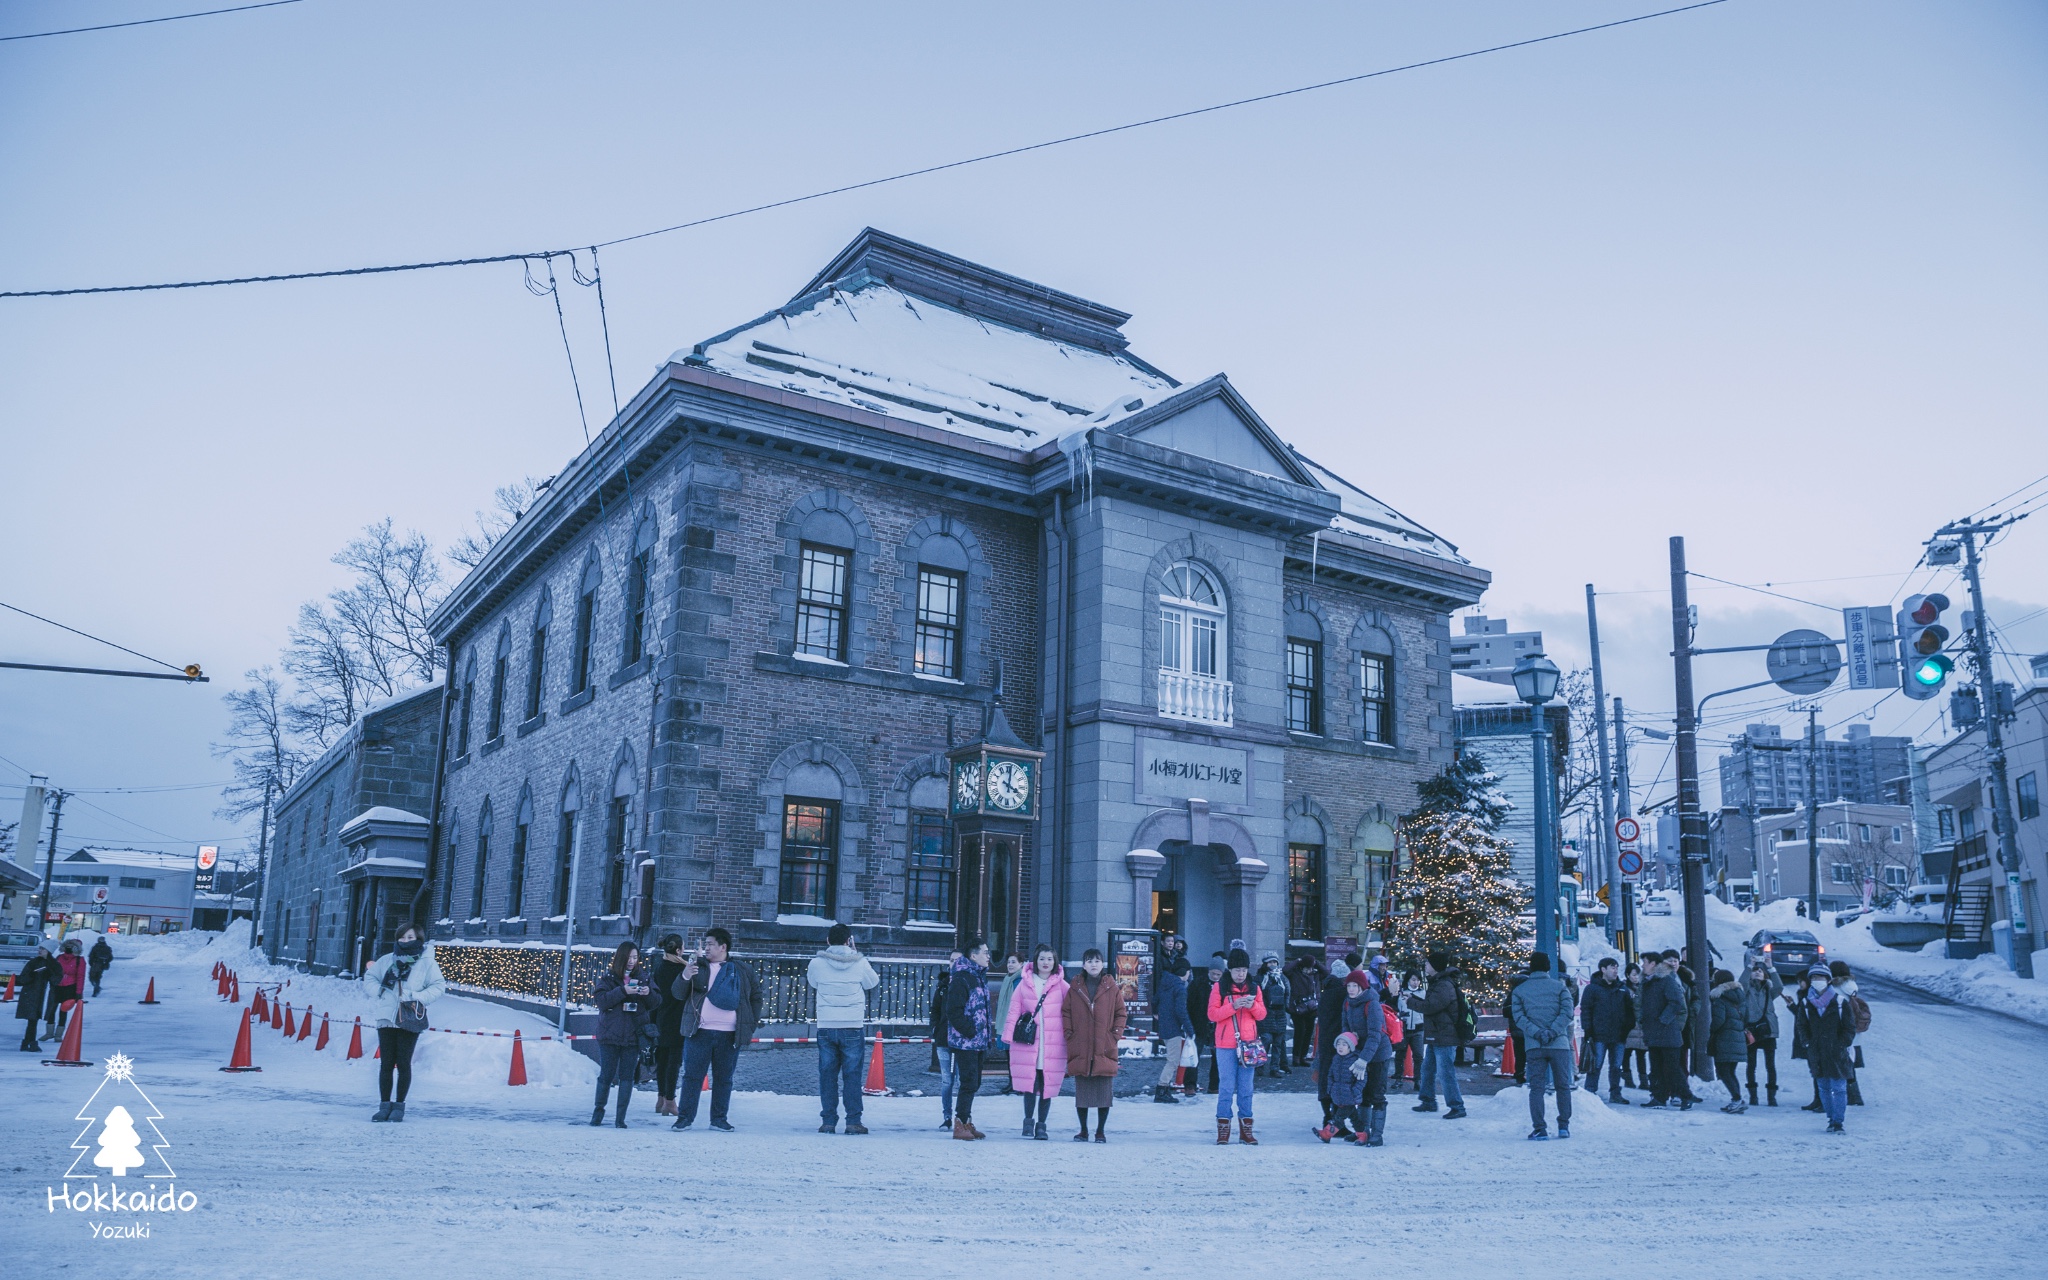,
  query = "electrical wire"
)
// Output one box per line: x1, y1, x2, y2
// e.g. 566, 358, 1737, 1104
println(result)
0, 599, 186, 671
1686, 570, 1837, 612
0, 0, 306, 43
0, 0, 1734, 300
